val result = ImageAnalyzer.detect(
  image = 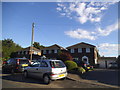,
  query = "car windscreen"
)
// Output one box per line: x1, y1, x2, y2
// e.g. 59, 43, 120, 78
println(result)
50, 61, 66, 68
19, 59, 29, 64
